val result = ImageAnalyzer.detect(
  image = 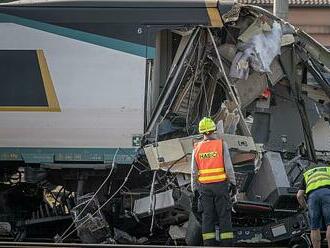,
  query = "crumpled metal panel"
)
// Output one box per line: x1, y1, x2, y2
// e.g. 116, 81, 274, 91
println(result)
267, 59, 285, 86
312, 119, 330, 151
302, 84, 330, 105
144, 138, 189, 173
219, 43, 237, 62
297, 30, 330, 70
144, 133, 258, 173
133, 190, 175, 217
222, 3, 242, 23
169, 222, 188, 240
235, 72, 268, 108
